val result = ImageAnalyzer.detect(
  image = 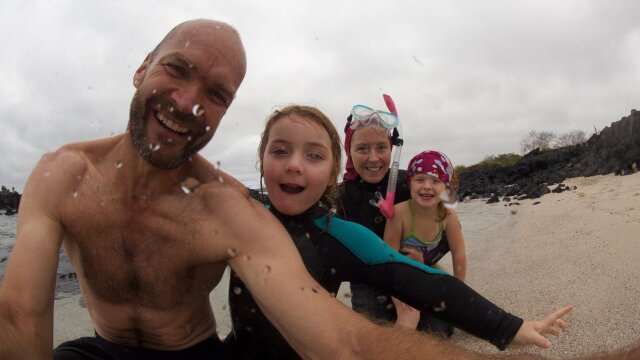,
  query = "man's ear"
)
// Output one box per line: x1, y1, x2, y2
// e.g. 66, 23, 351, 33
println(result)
133, 53, 152, 88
